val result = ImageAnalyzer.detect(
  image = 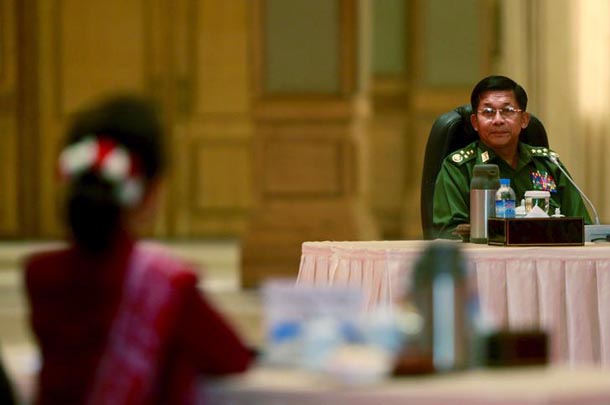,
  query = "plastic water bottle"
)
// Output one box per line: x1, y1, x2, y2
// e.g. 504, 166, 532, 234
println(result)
495, 179, 516, 218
